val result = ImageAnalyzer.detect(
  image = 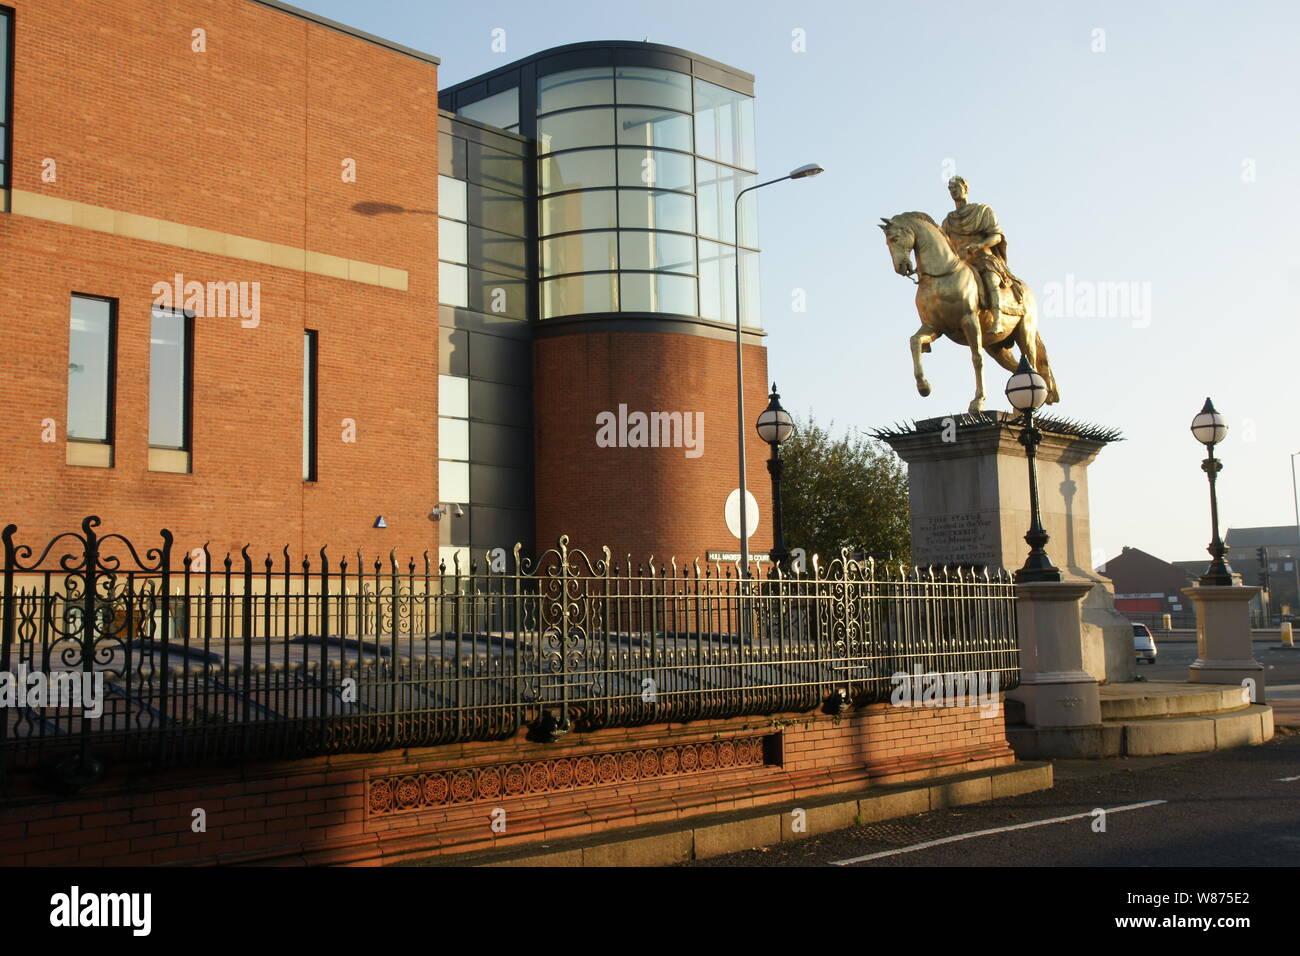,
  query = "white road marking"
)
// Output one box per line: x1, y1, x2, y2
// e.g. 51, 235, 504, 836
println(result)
1278, 775, 1300, 782
829, 800, 1168, 866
